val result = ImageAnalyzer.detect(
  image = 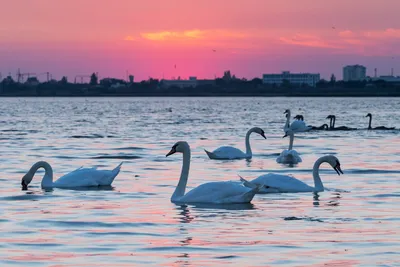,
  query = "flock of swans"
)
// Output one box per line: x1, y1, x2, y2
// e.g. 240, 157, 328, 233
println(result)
20, 110, 396, 205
